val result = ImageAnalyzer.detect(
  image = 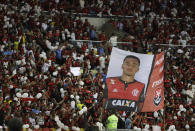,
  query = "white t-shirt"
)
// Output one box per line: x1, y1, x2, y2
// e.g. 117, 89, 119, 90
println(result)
109, 36, 118, 47
79, 0, 85, 9
42, 63, 50, 73
29, 117, 36, 126
99, 56, 105, 68
179, 39, 187, 46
